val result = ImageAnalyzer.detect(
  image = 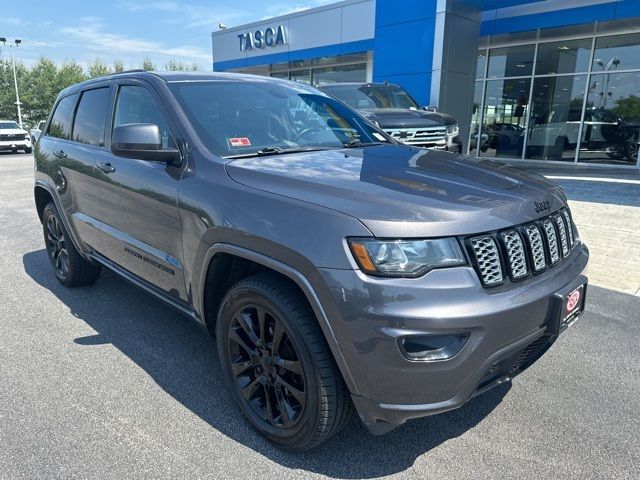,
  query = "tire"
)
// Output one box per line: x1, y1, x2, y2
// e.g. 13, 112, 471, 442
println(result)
216, 273, 353, 450
25, 147, 32, 154
11, 149, 17, 153
42, 202, 101, 287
